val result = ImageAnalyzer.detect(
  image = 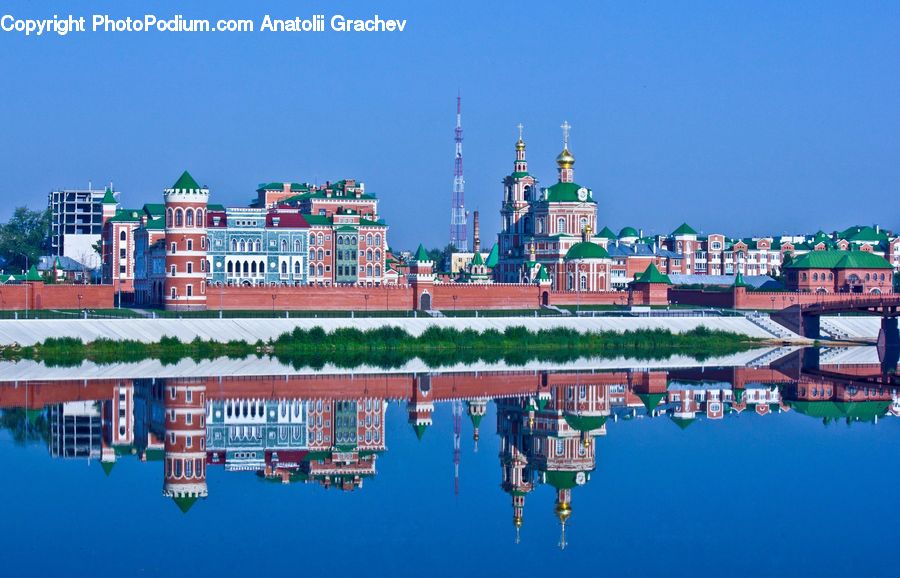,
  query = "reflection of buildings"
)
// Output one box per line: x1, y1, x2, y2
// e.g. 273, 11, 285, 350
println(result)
1, 357, 897, 517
